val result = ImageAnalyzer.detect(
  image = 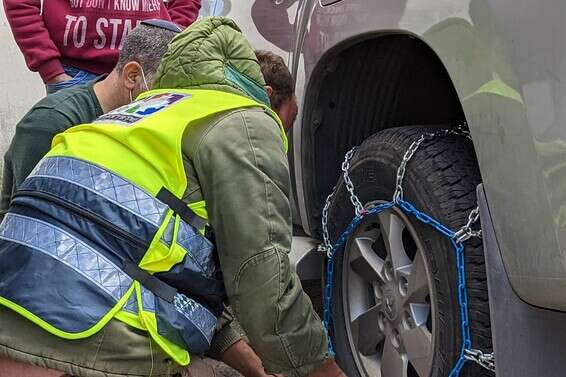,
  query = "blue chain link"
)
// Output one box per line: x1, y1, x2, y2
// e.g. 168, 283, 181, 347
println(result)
322, 199, 472, 376
322, 202, 394, 356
